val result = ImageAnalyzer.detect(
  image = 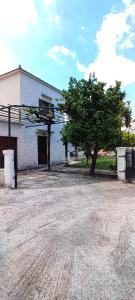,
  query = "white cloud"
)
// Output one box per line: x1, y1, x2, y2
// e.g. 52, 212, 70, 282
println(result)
0, 0, 38, 74
44, 0, 55, 7
0, 0, 38, 35
0, 41, 15, 74
76, 61, 87, 73
122, 0, 132, 6
48, 15, 60, 24
48, 45, 77, 64
84, 52, 135, 86
77, 1, 135, 86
